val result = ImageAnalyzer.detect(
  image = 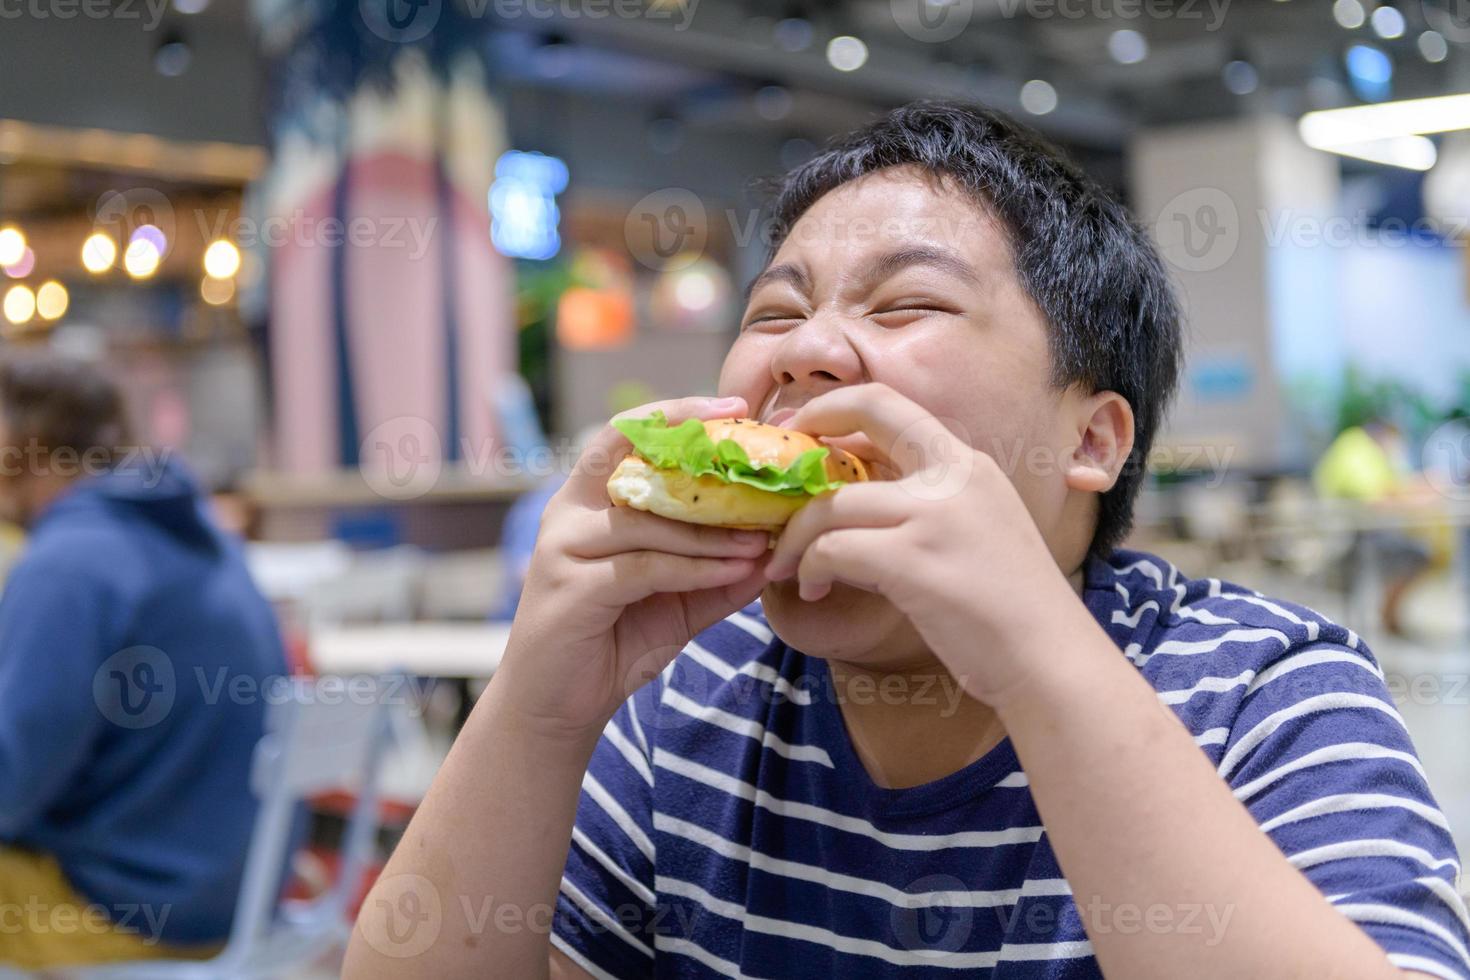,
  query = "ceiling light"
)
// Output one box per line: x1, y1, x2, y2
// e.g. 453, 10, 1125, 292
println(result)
1370, 5, 1406, 39
1419, 30, 1450, 63
1108, 29, 1149, 64
1223, 60, 1260, 95
1300, 91, 1470, 143
826, 36, 868, 72
1333, 0, 1366, 29
1020, 79, 1058, 115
